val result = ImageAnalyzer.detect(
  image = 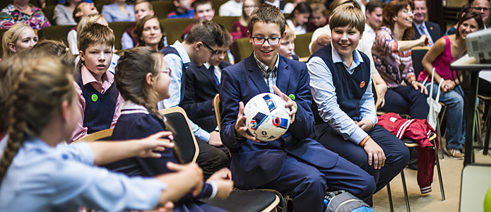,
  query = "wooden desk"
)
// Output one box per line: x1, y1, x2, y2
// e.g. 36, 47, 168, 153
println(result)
450, 55, 491, 166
